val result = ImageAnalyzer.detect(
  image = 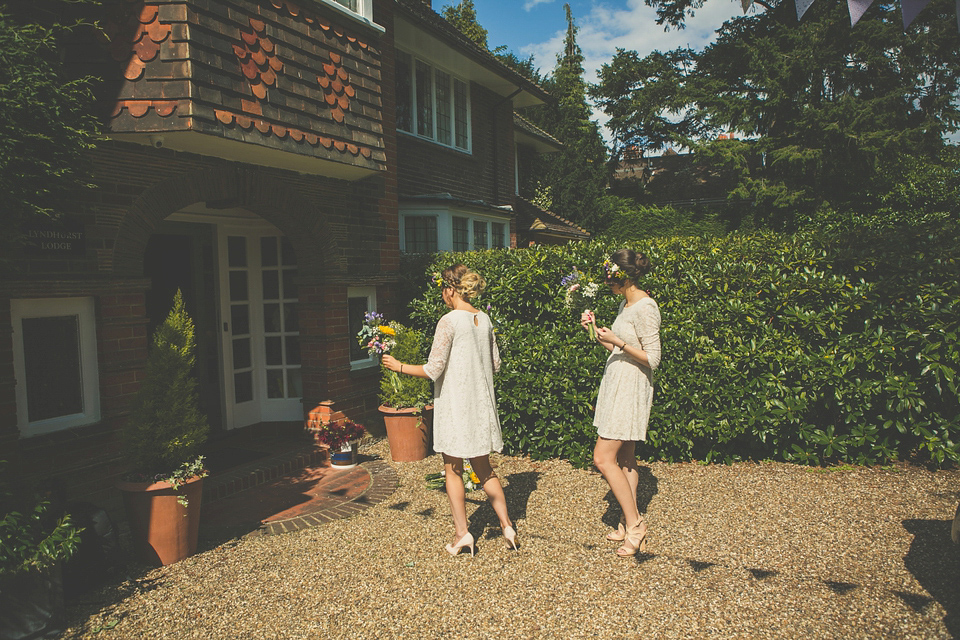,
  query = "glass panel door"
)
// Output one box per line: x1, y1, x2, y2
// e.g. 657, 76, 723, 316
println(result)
218, 226, 302, 429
